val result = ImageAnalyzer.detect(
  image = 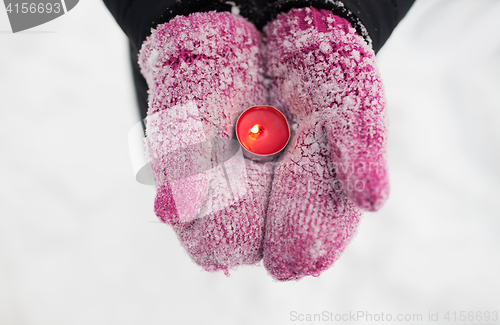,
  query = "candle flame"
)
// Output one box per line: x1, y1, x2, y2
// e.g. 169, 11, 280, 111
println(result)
250, 124, 260, 134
